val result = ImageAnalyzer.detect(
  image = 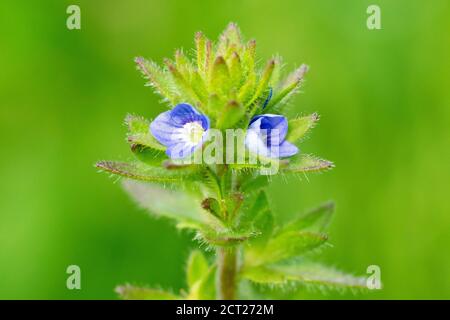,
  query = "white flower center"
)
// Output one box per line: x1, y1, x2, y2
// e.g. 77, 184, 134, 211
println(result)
179, 121, 205, 145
